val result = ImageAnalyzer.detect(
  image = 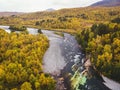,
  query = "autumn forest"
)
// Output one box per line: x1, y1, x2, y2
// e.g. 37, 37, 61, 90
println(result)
0, 3, 120, 90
